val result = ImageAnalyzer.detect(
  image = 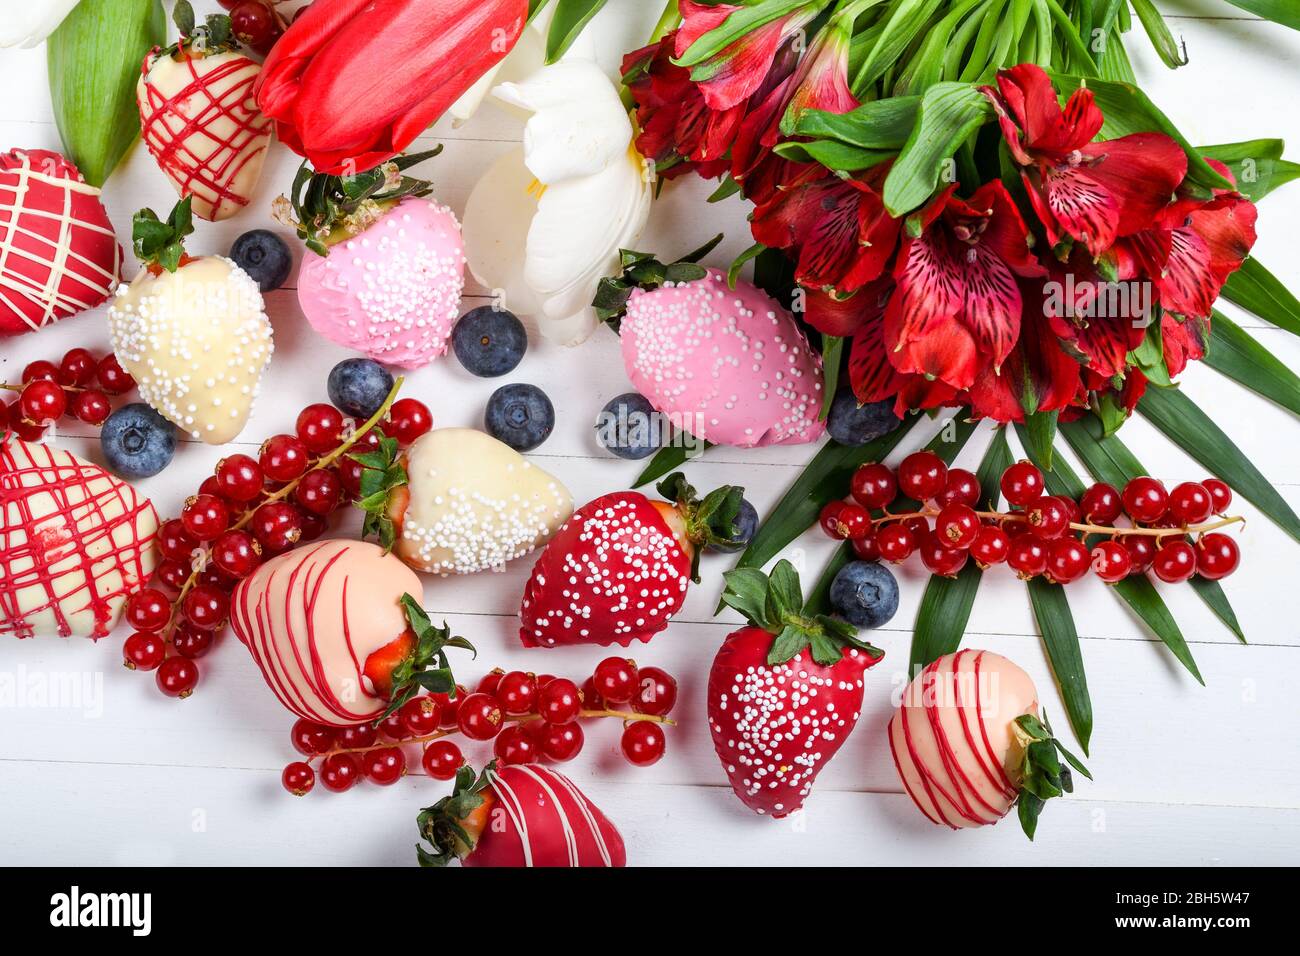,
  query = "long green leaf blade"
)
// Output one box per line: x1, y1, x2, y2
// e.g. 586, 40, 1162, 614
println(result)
1027, 578, 1092, 754
632, 438, 714, 488
1204, 310, 1300, 417
545, 0, 609, 63
1221, 257, 1300, 337
1220, 0, 1300, 29
1198, 140, 1300, 202
883, 82, 993, 216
